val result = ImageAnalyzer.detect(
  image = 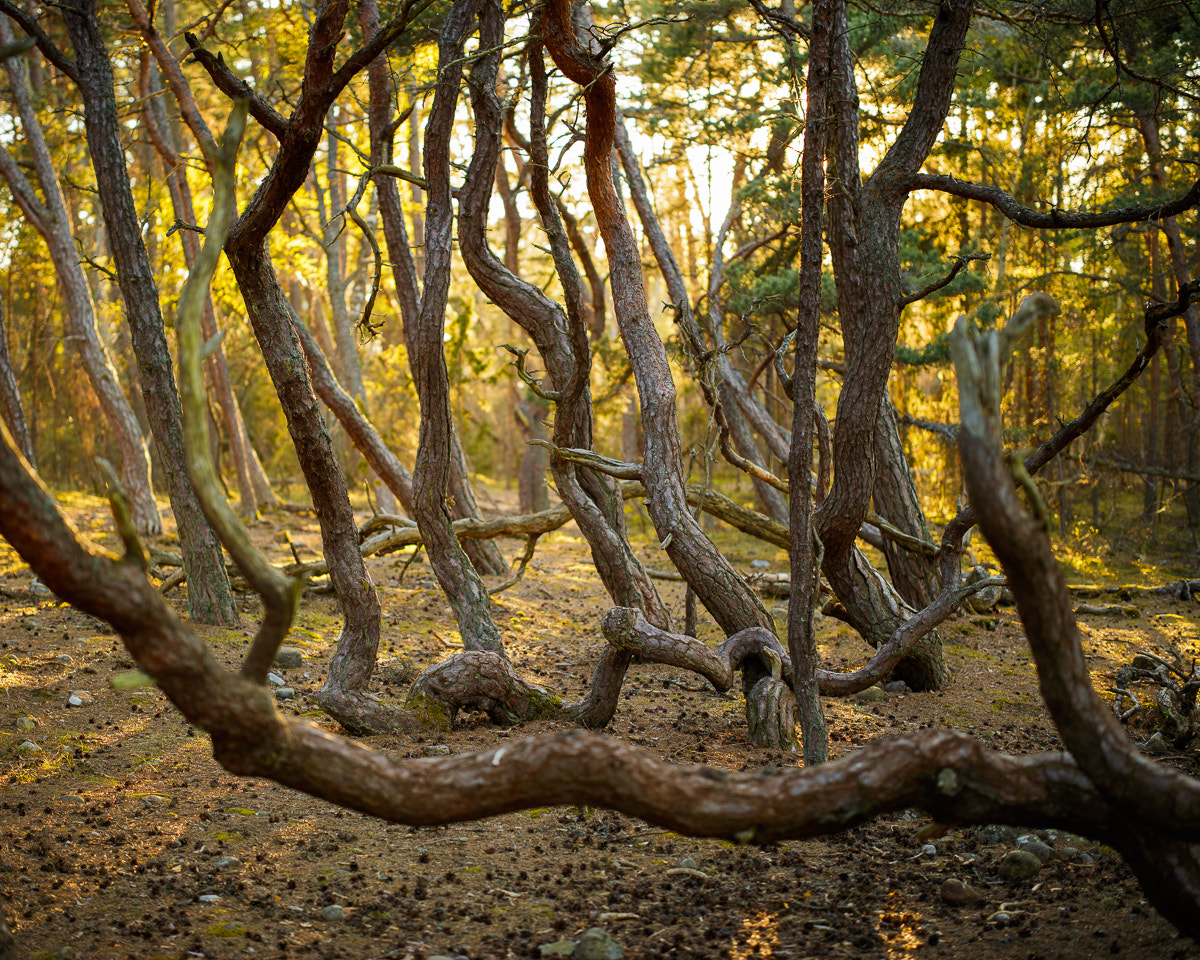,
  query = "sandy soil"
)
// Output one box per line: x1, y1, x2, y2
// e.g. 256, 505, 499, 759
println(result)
0, 492, 1197, 960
